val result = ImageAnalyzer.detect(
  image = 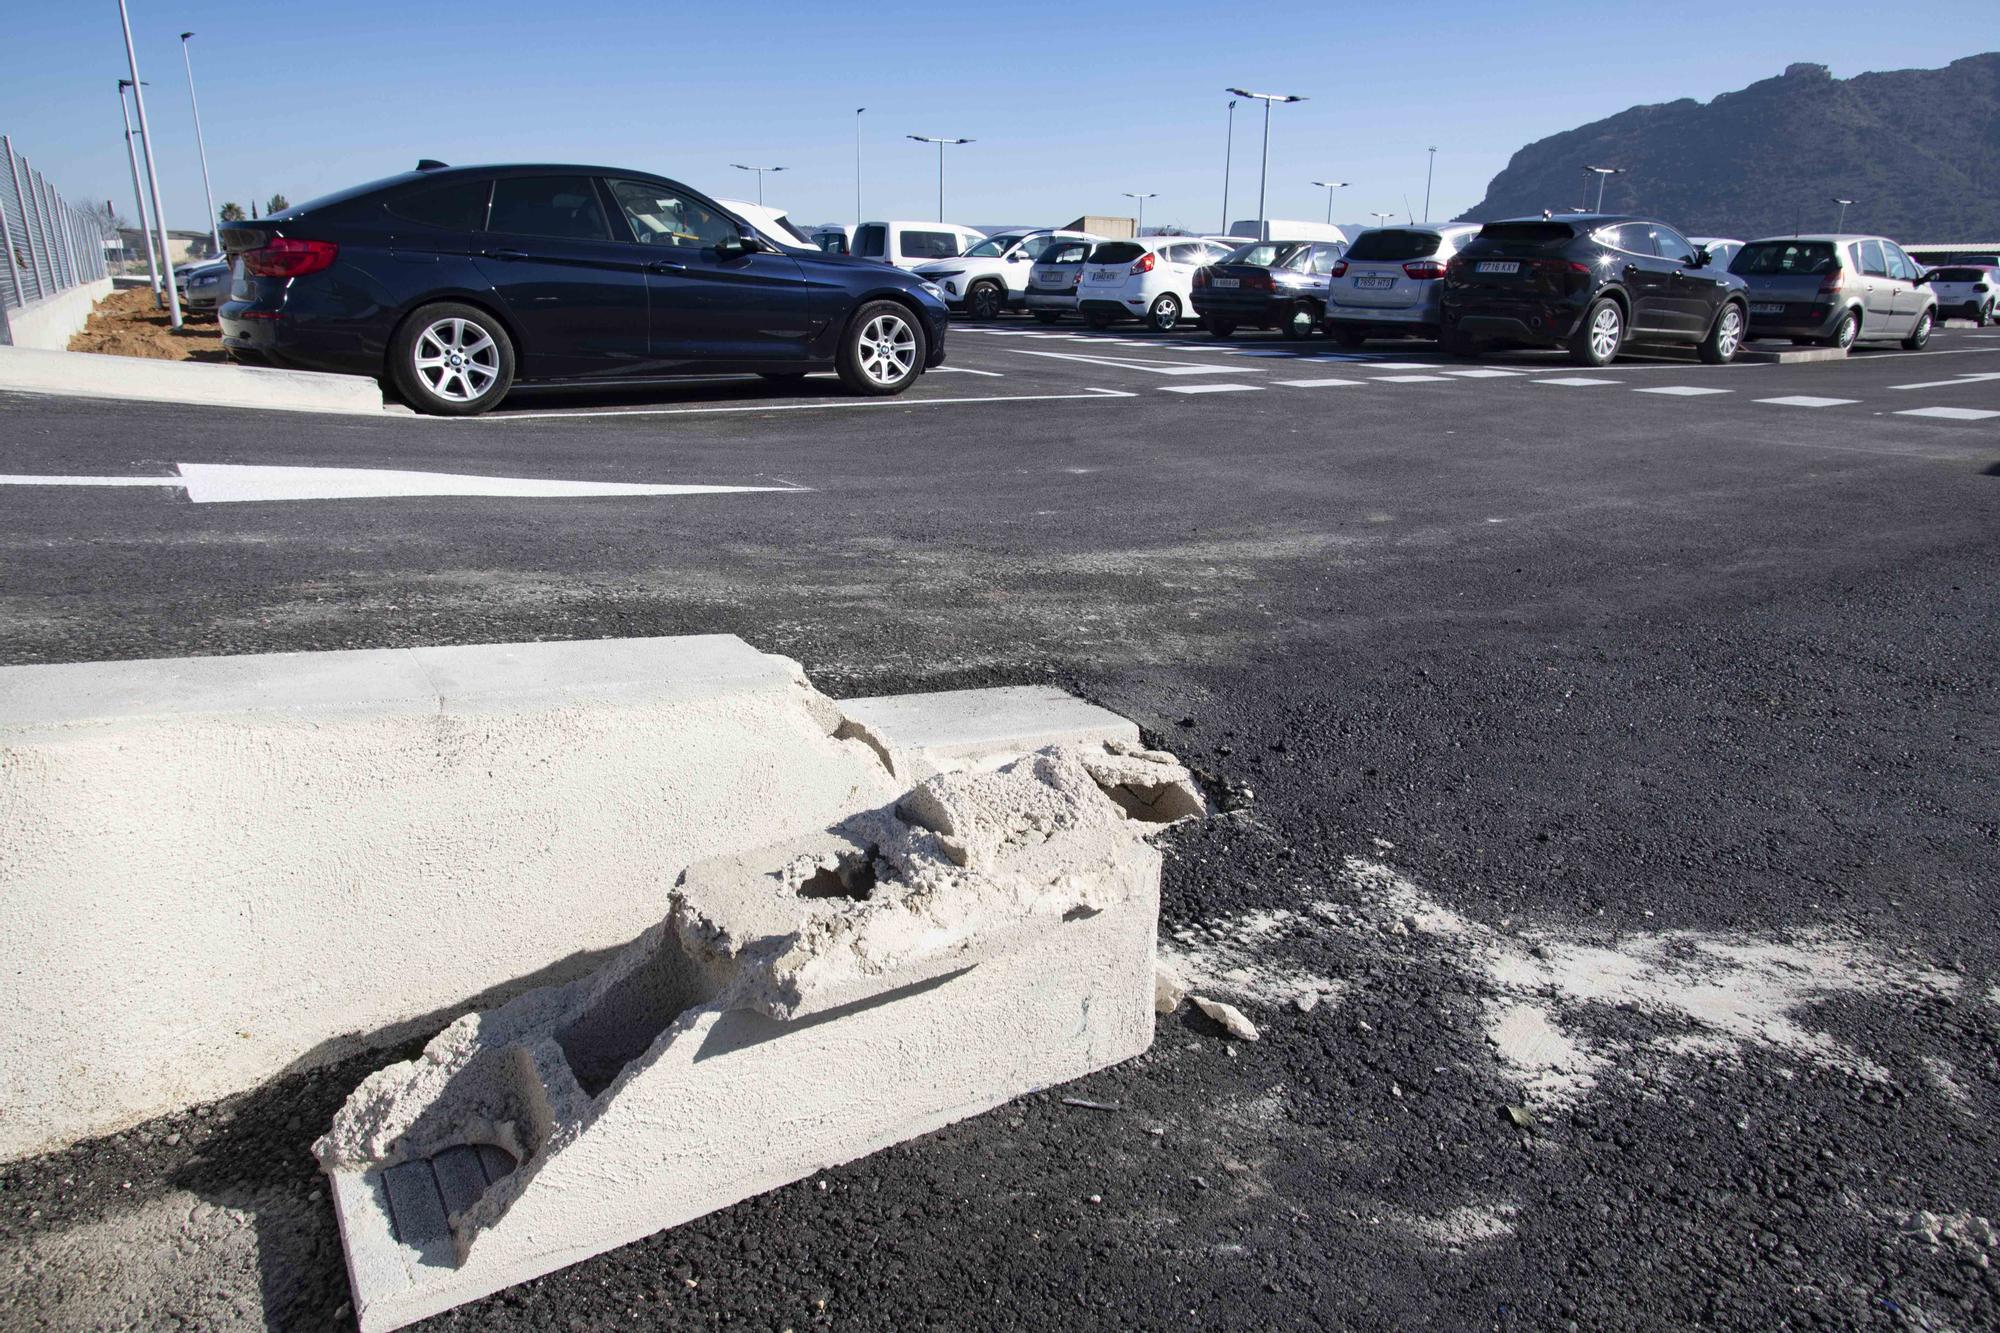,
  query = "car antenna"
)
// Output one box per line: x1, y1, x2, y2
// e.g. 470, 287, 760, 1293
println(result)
1403, 193, 1413, 225
416, 159, 449, 171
